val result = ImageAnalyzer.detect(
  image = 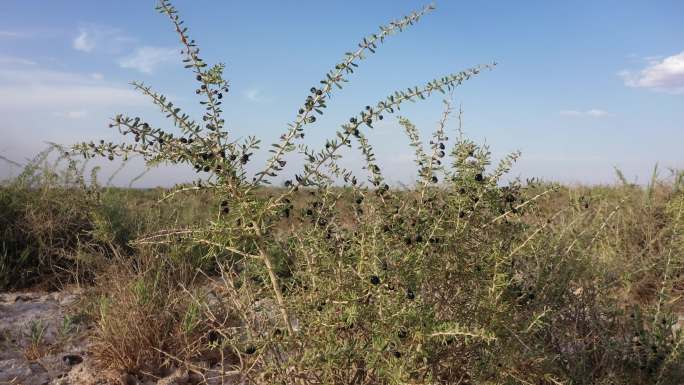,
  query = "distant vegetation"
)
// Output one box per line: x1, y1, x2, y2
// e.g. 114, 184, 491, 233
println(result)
1, 1, 682, 384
